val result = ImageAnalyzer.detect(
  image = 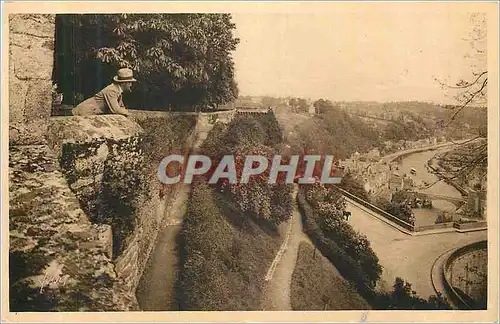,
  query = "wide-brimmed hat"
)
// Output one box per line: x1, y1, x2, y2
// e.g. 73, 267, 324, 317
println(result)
113, 68, 137, 83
